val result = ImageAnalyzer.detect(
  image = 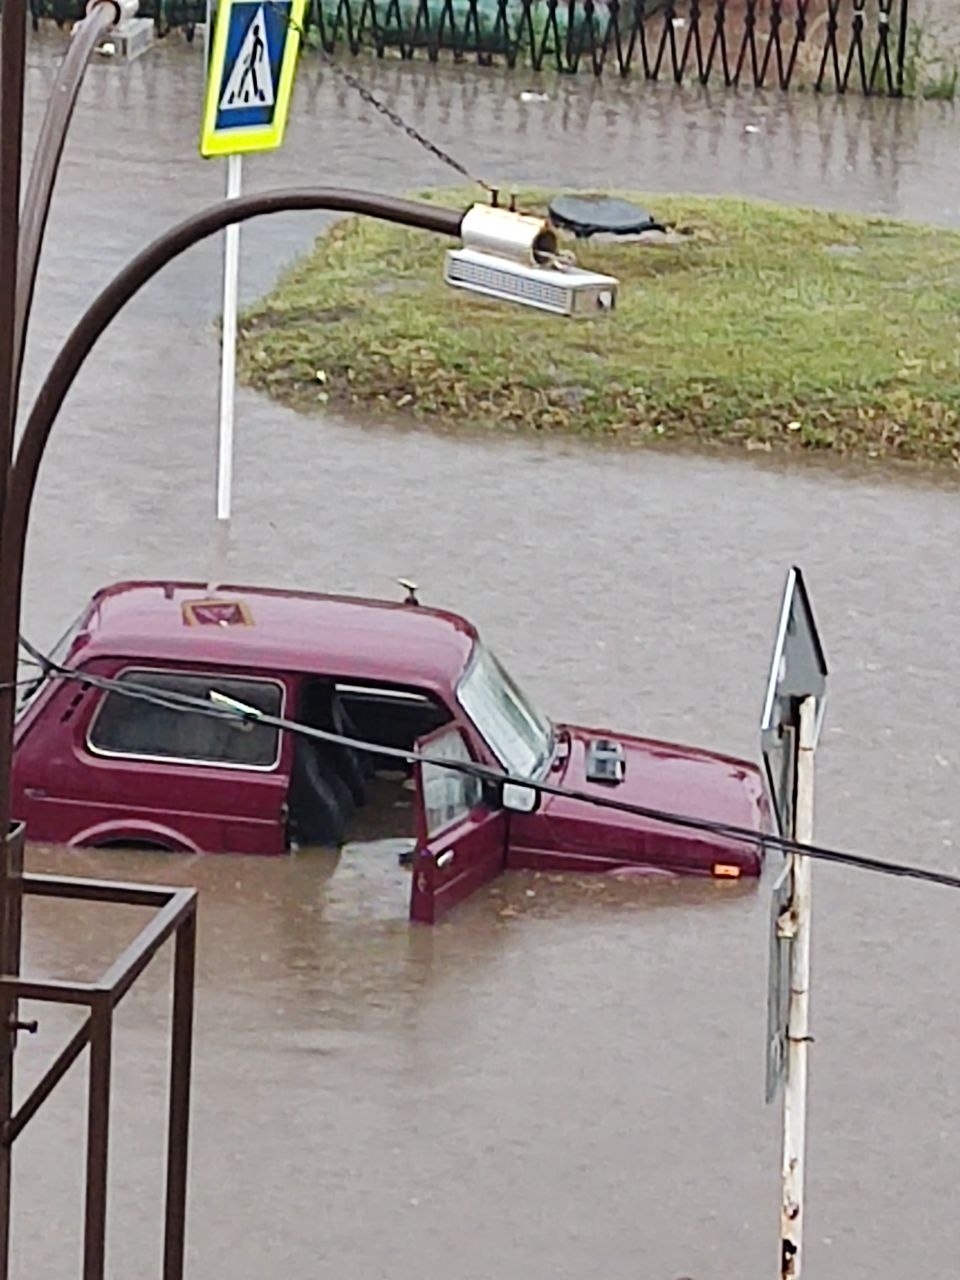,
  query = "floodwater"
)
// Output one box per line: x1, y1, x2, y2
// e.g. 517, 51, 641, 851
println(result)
11, 33, 960, 1279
